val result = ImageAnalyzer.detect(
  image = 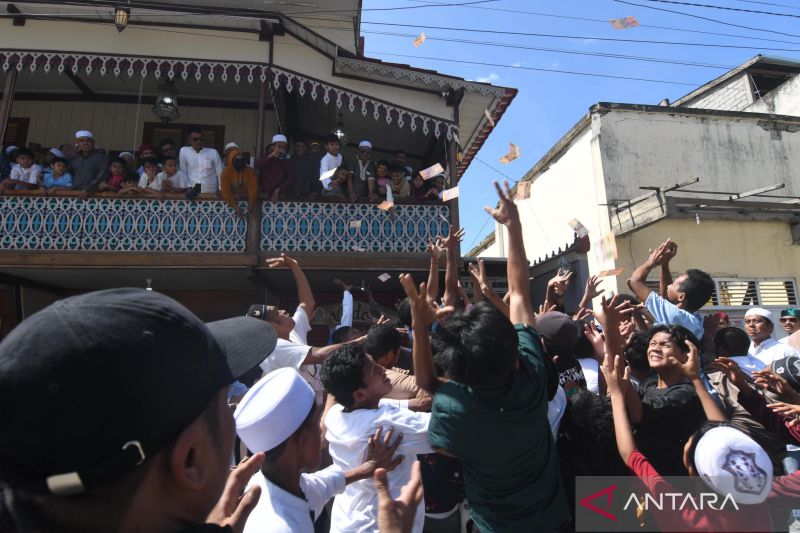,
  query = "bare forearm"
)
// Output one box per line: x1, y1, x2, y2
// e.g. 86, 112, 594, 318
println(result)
506, 220, 535, 325
624, 385, 644, 424
692, 378, 726, 422
290, 263, 316, 316
305, 336, 364, 364
412, 323, 442, 393
659, 263, 673, 298
442, 247, 458, 308
610, 393, 637, 464
482, 285, 510, 318
426, 258, 440, 302
628, 262, 654, 303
